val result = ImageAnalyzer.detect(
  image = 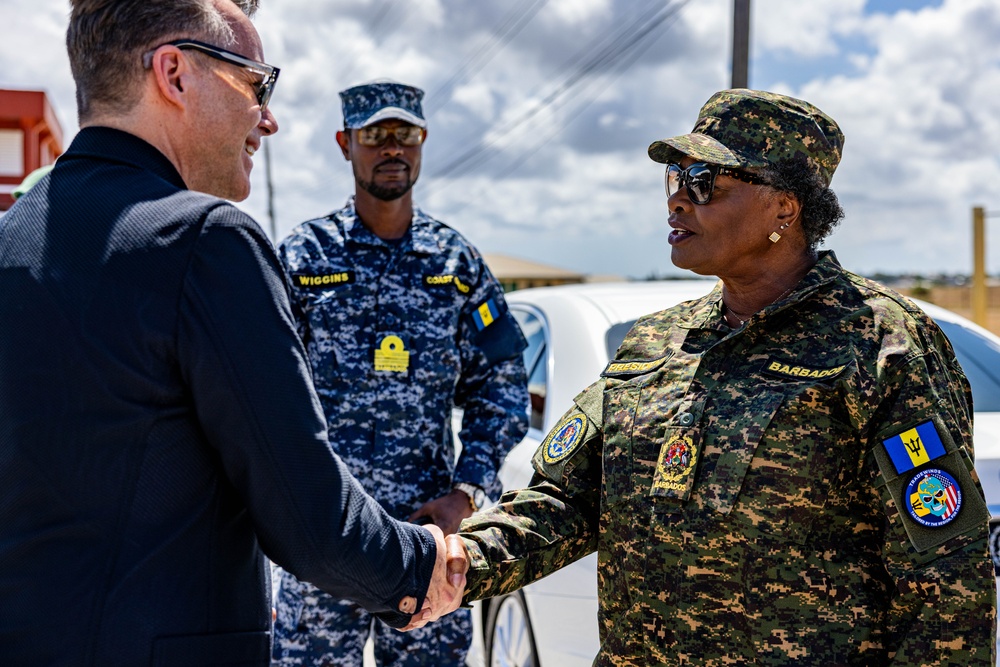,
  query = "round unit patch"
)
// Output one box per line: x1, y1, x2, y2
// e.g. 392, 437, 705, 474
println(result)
542, 414, 587, 465
905, 468, 962, 528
